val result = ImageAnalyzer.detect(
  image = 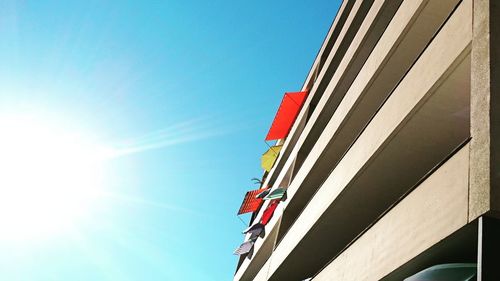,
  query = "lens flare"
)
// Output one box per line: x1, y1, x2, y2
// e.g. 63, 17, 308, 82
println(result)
0, 116, 108, 240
